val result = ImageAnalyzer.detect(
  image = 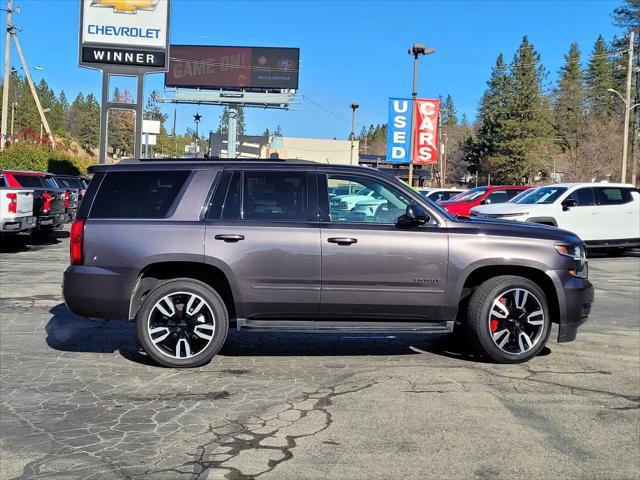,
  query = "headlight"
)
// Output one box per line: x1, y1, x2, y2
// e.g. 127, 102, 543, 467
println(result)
556, 244, 588, 278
